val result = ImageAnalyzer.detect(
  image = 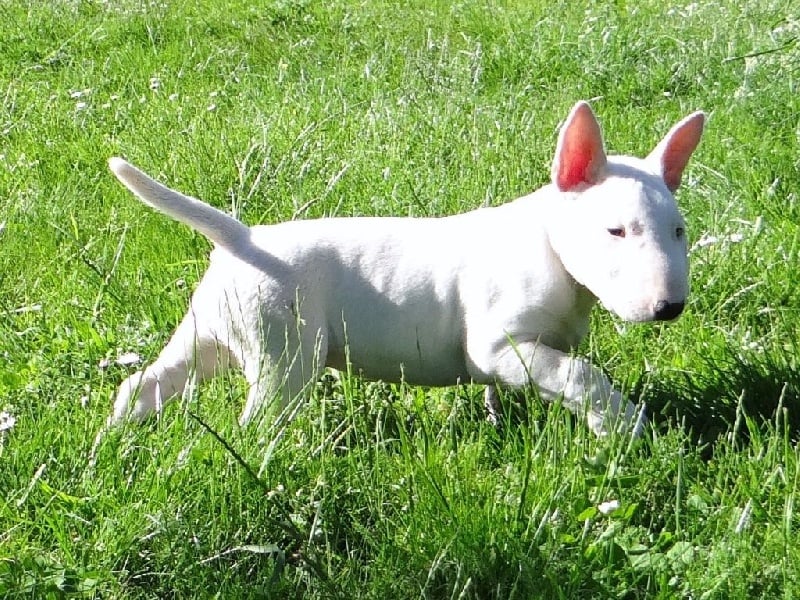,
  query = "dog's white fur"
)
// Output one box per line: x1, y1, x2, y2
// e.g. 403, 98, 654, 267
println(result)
108, 101, 704, 435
